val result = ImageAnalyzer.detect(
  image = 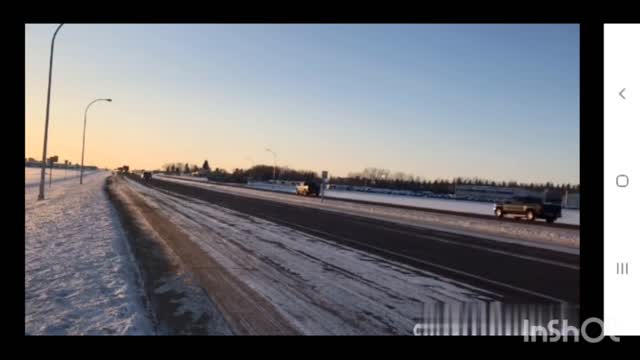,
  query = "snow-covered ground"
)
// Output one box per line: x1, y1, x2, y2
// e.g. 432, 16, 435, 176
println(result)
25, 170, 154, 335
156, 175, 580, 249
160, 175, 579, 226
126, 178, 496, 334
25, 166, 97, 187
